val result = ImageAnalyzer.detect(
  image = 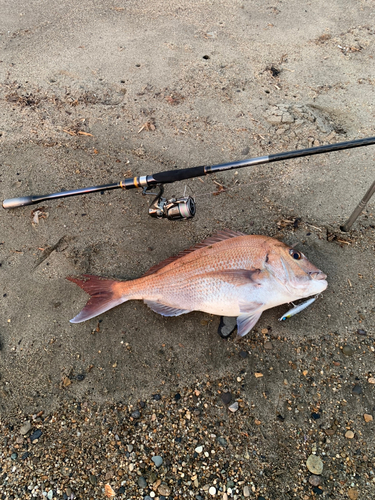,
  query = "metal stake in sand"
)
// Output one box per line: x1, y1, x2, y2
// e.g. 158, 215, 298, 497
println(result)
340, 179, 375, 232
